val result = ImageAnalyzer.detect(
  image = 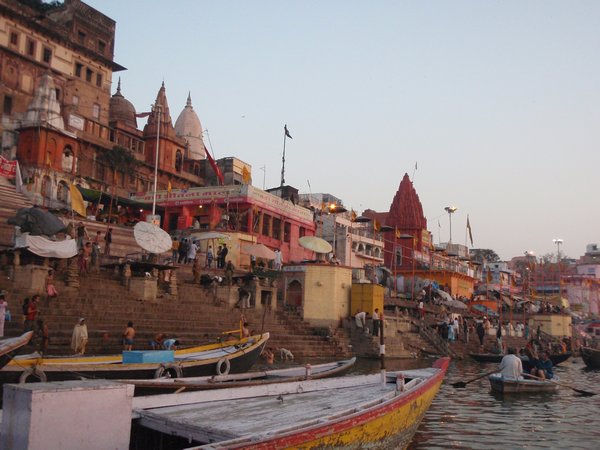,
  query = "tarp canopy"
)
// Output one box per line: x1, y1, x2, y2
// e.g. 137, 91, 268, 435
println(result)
77, 186, 155, 210
8, 207, 66, 236
435, 289, 468, 310
15, 234, 77, 258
